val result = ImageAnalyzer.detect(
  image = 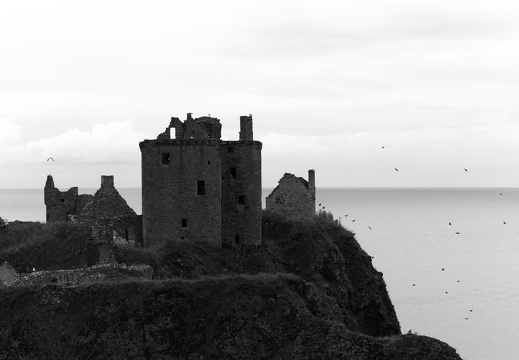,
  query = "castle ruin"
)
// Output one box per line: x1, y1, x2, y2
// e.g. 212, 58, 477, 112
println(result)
139, 114, 262, 248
